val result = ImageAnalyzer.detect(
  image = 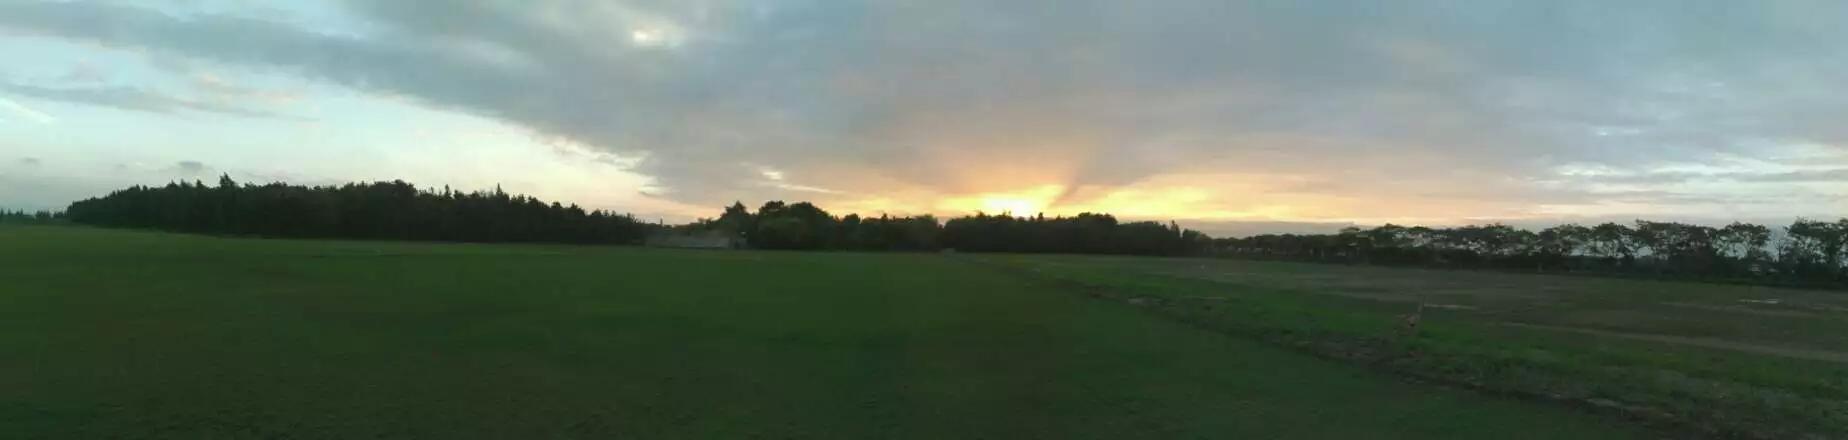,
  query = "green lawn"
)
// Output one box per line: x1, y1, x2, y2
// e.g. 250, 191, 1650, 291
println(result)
0, 226, 1643, 438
